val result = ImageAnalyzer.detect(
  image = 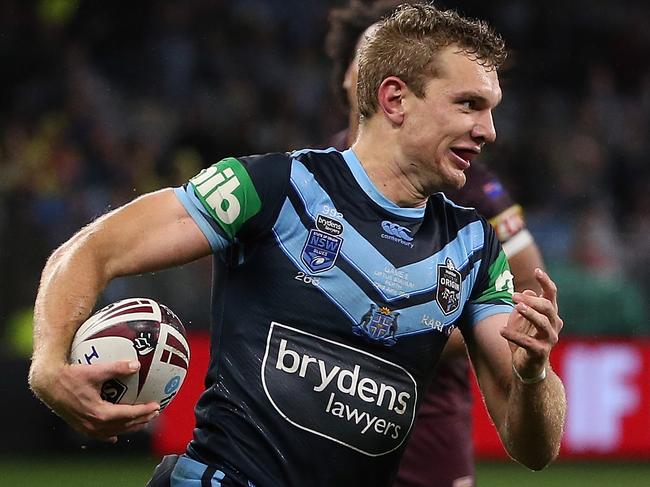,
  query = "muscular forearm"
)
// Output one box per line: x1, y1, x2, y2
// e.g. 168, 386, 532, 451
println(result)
29, 227, 111, 394
26, 191, 208, 441
30, 190, 209, 384
30, 190, 211, 396
500, 369, 566, 470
